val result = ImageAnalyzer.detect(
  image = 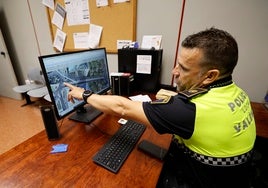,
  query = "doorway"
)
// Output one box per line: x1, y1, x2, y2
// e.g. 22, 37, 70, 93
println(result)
0, 28, 21, 100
